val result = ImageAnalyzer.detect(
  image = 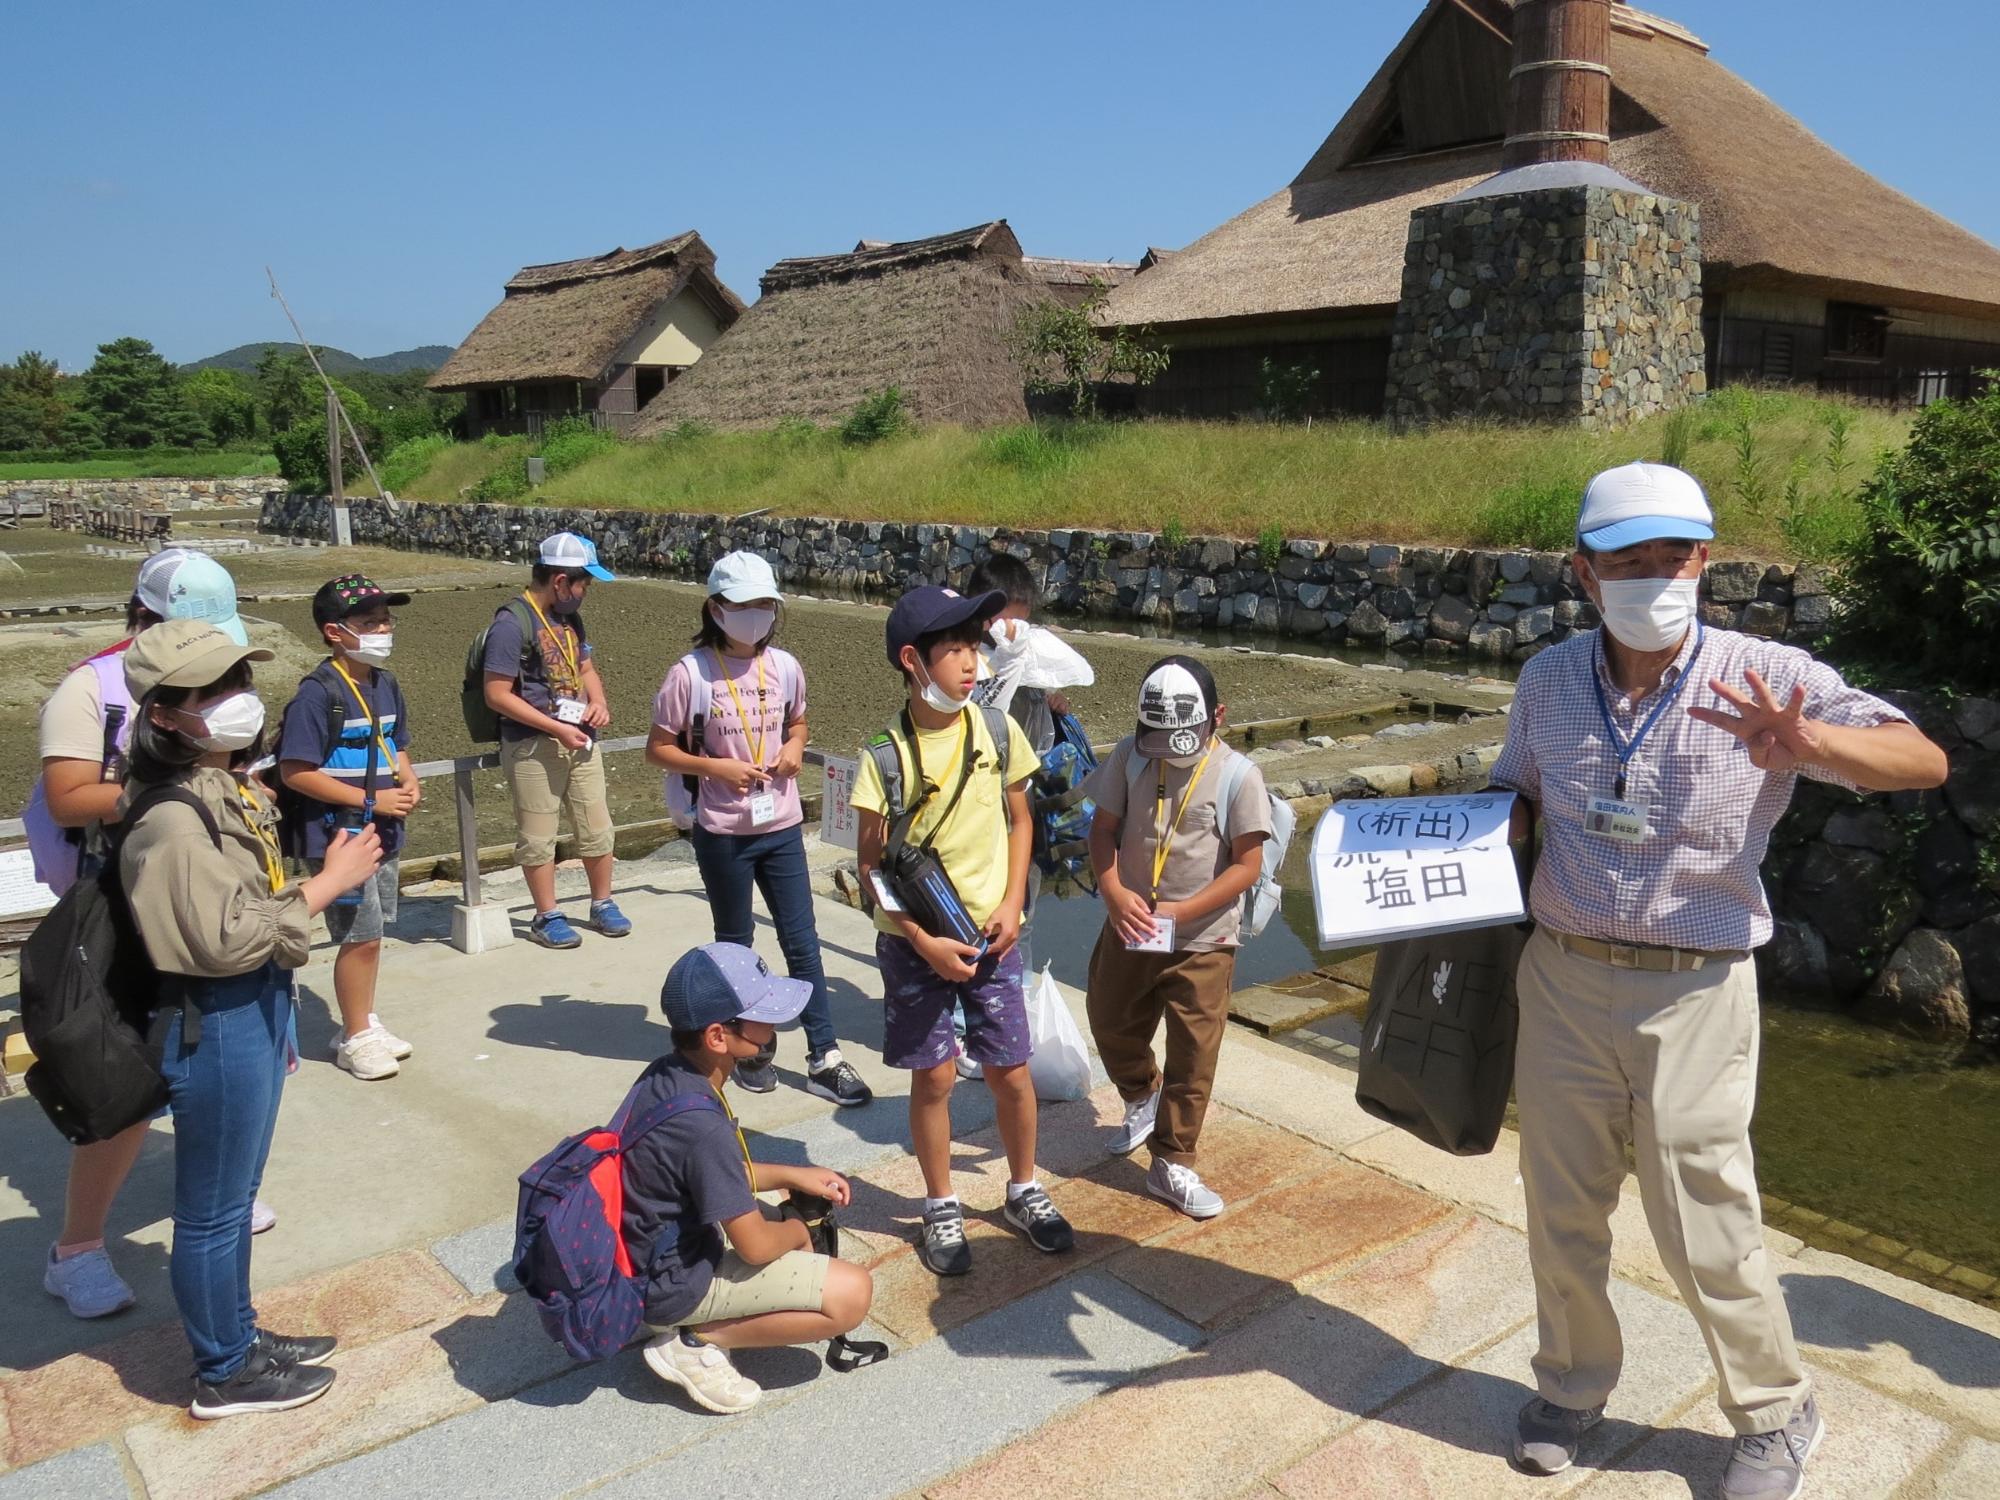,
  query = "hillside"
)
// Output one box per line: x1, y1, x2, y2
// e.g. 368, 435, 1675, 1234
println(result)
182, 342, 454, 375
